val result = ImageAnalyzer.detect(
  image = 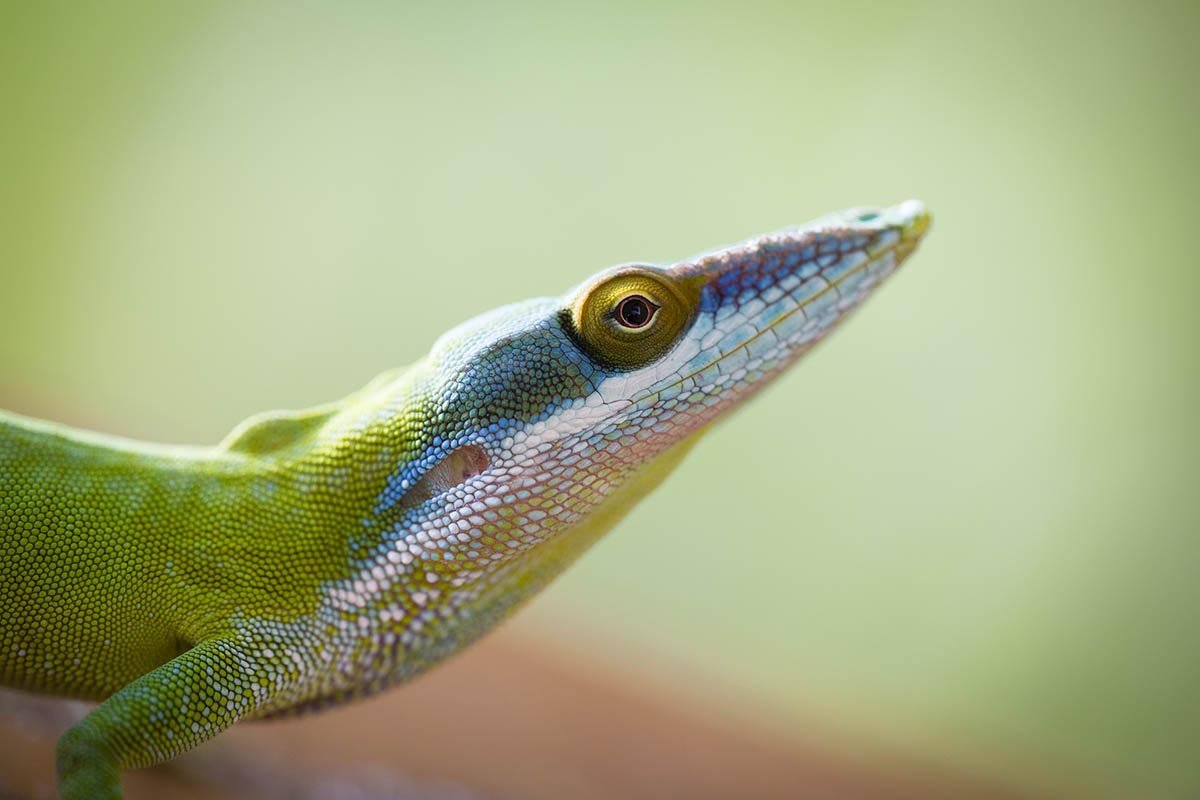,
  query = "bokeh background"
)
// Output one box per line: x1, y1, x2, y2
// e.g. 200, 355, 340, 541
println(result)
2, 1, 1197, 798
